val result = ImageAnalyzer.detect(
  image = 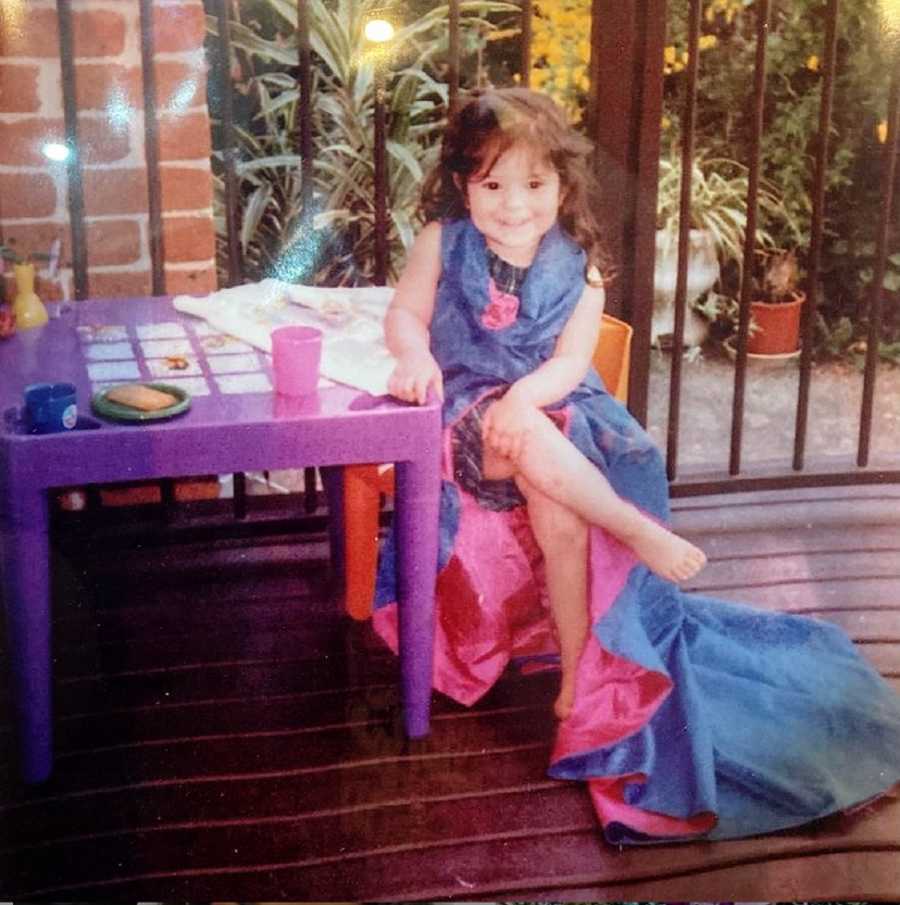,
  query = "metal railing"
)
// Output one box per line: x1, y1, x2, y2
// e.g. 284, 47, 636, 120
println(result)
42, 0, 900, 505
659, 0, 900, 495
